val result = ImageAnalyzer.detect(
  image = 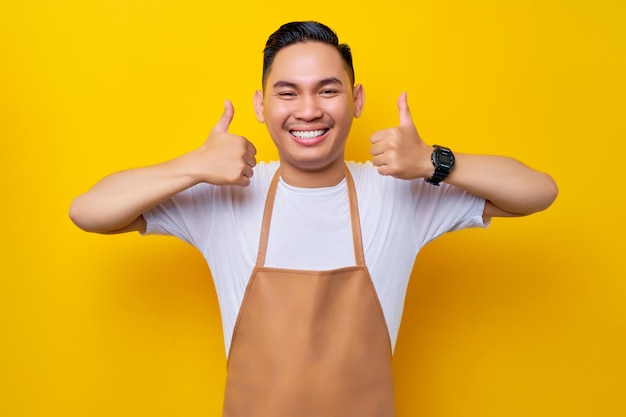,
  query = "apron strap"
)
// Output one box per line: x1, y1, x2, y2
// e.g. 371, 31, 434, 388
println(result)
255, 165, 366, 268
255, 168, 280, 267
345, 167, 366, 267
